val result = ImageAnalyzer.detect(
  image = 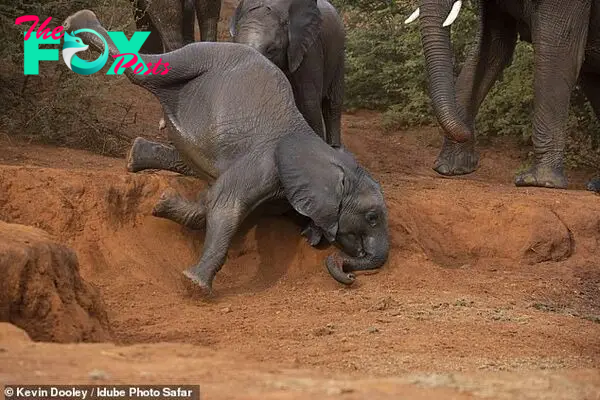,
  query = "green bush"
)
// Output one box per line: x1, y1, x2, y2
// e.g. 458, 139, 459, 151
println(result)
0, 0, 154, 156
